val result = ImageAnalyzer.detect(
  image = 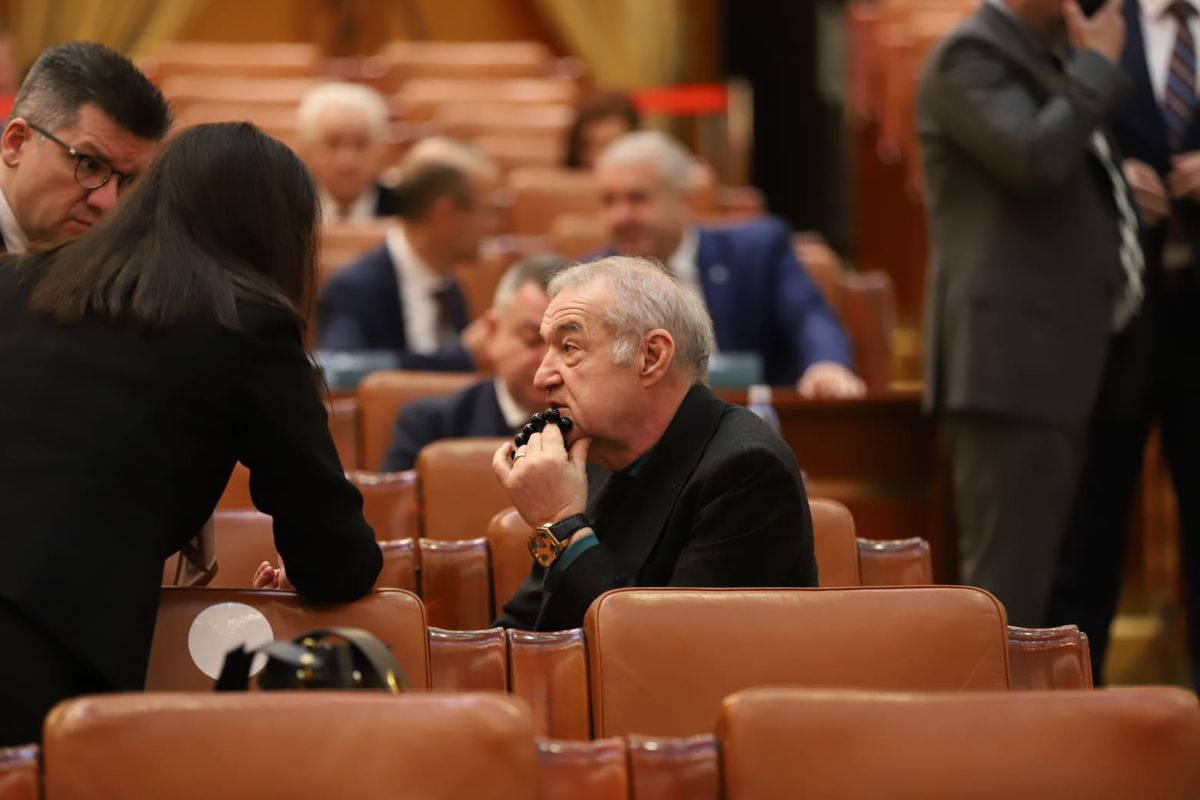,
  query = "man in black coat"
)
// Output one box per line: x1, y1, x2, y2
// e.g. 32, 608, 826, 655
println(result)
492, 256, 817, 631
